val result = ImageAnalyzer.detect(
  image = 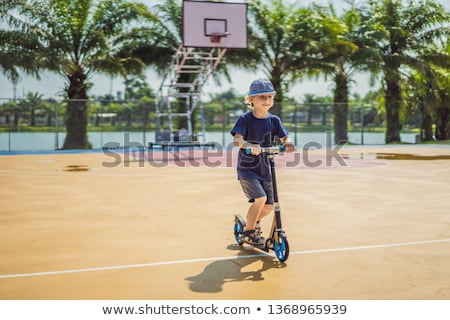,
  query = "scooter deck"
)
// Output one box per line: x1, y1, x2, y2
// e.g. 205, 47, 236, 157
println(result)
235, 214, 271, 252
242, 240, 270, 252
